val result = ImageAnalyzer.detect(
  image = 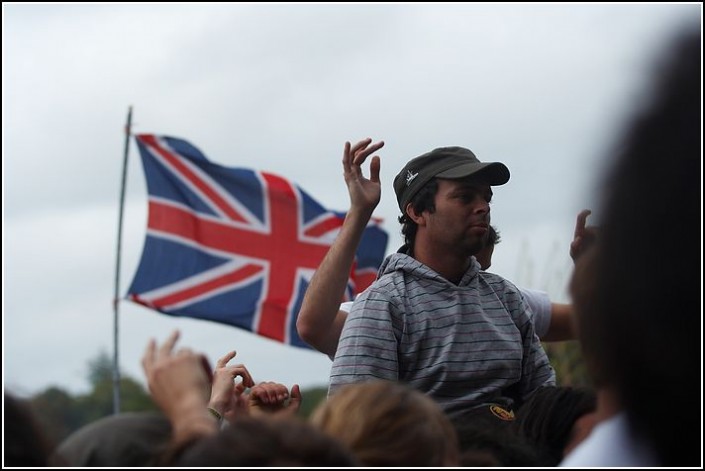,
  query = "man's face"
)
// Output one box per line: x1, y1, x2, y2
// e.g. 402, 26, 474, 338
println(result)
423, 178, 492, 257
